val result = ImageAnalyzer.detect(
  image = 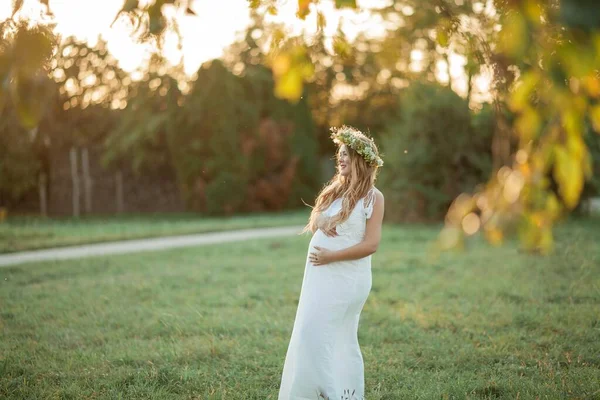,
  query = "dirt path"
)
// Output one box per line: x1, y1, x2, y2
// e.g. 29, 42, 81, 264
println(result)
0, 226, 304, 267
